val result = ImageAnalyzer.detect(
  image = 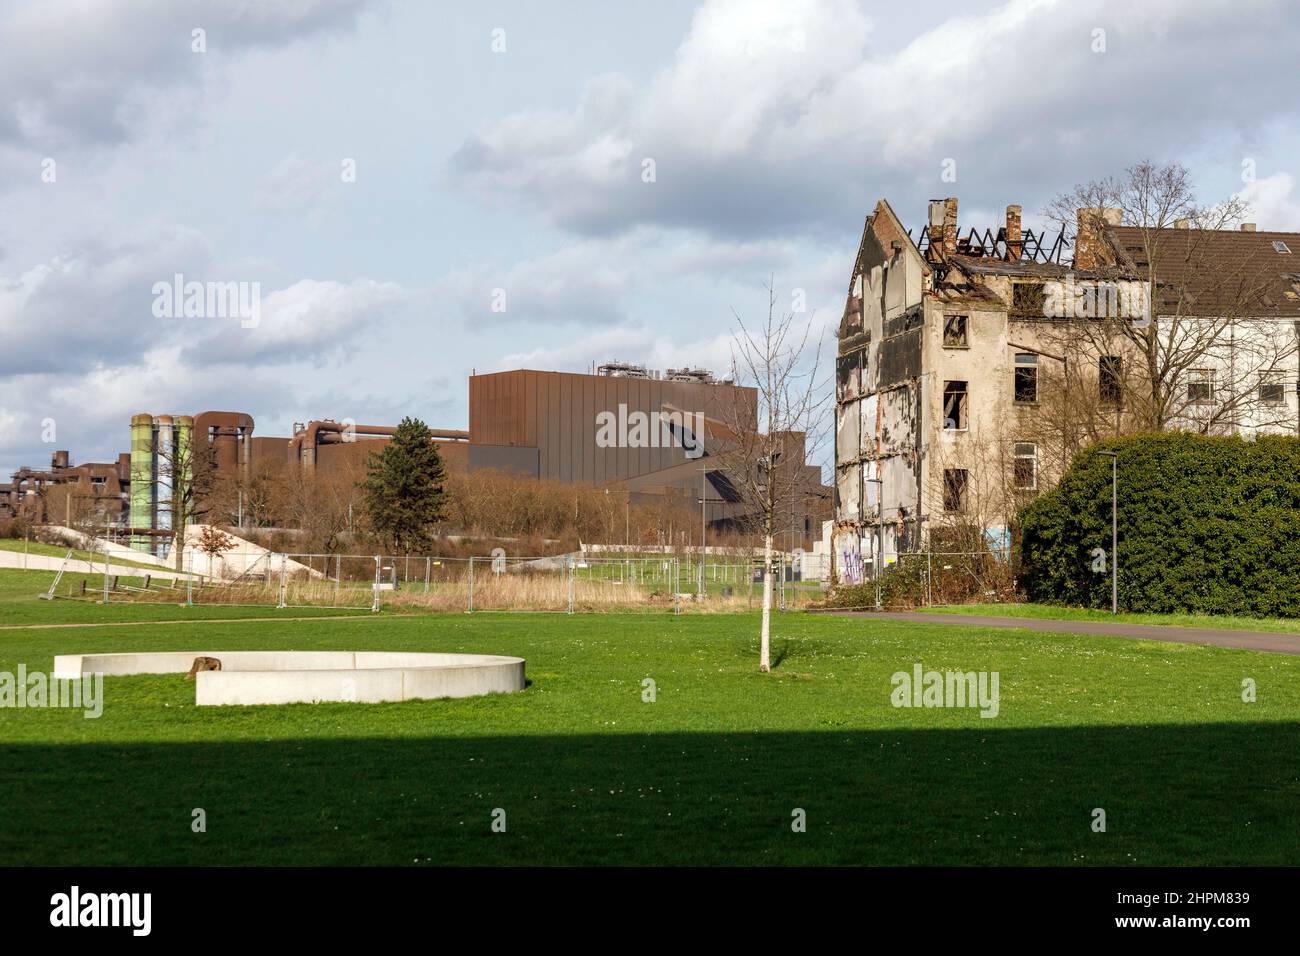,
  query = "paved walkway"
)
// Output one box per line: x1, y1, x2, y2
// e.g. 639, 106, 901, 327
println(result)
820, 610, 1300, 656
